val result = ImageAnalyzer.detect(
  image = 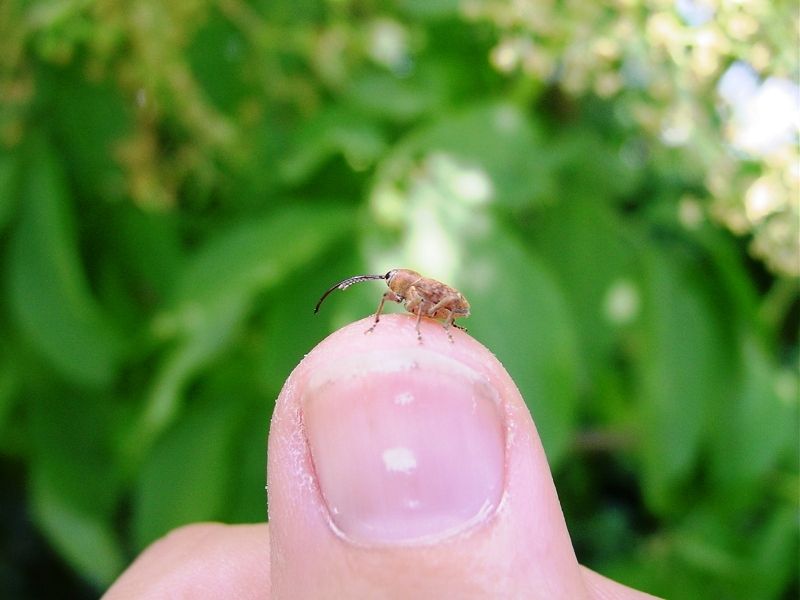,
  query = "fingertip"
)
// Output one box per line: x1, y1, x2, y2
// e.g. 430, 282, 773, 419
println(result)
268, 314, 587, 598
103, 523, 270, 600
